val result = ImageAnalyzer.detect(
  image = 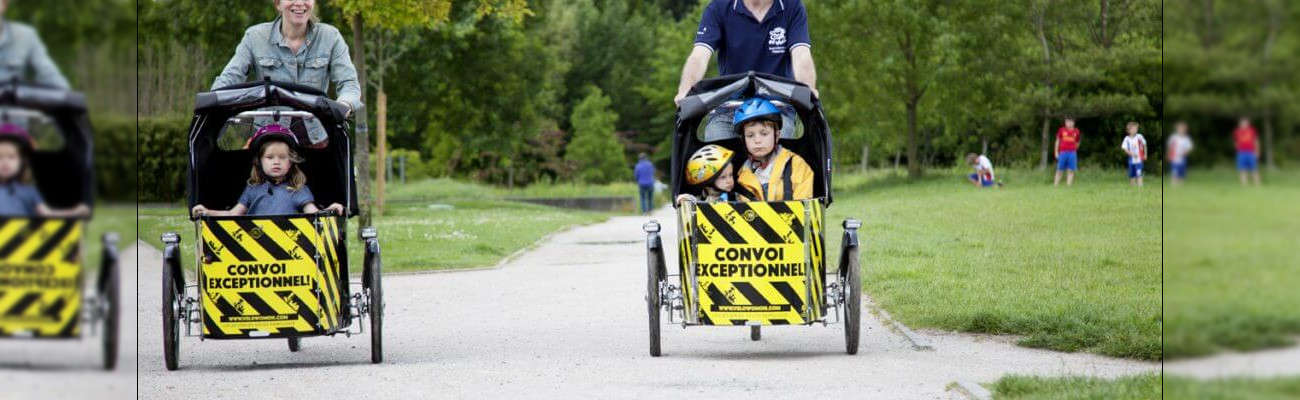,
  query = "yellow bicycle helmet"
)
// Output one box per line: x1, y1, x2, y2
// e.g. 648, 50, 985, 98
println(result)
685, 144, 735, 186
